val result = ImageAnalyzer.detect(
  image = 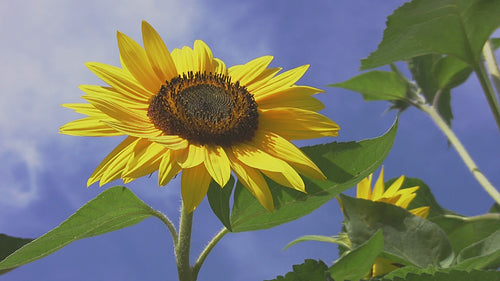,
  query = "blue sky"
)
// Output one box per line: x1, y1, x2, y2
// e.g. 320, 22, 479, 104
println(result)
1, 0, 499, 280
